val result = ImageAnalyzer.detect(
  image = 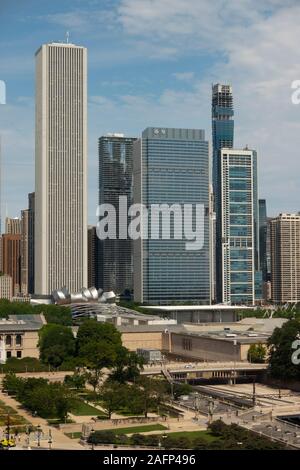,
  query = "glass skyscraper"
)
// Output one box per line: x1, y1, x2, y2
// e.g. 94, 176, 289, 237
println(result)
220, 148, 258, 304
259, 199, 268, 281
98, 134, 137, 295
133, 127, 210, 305
212, 84, 234, 302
